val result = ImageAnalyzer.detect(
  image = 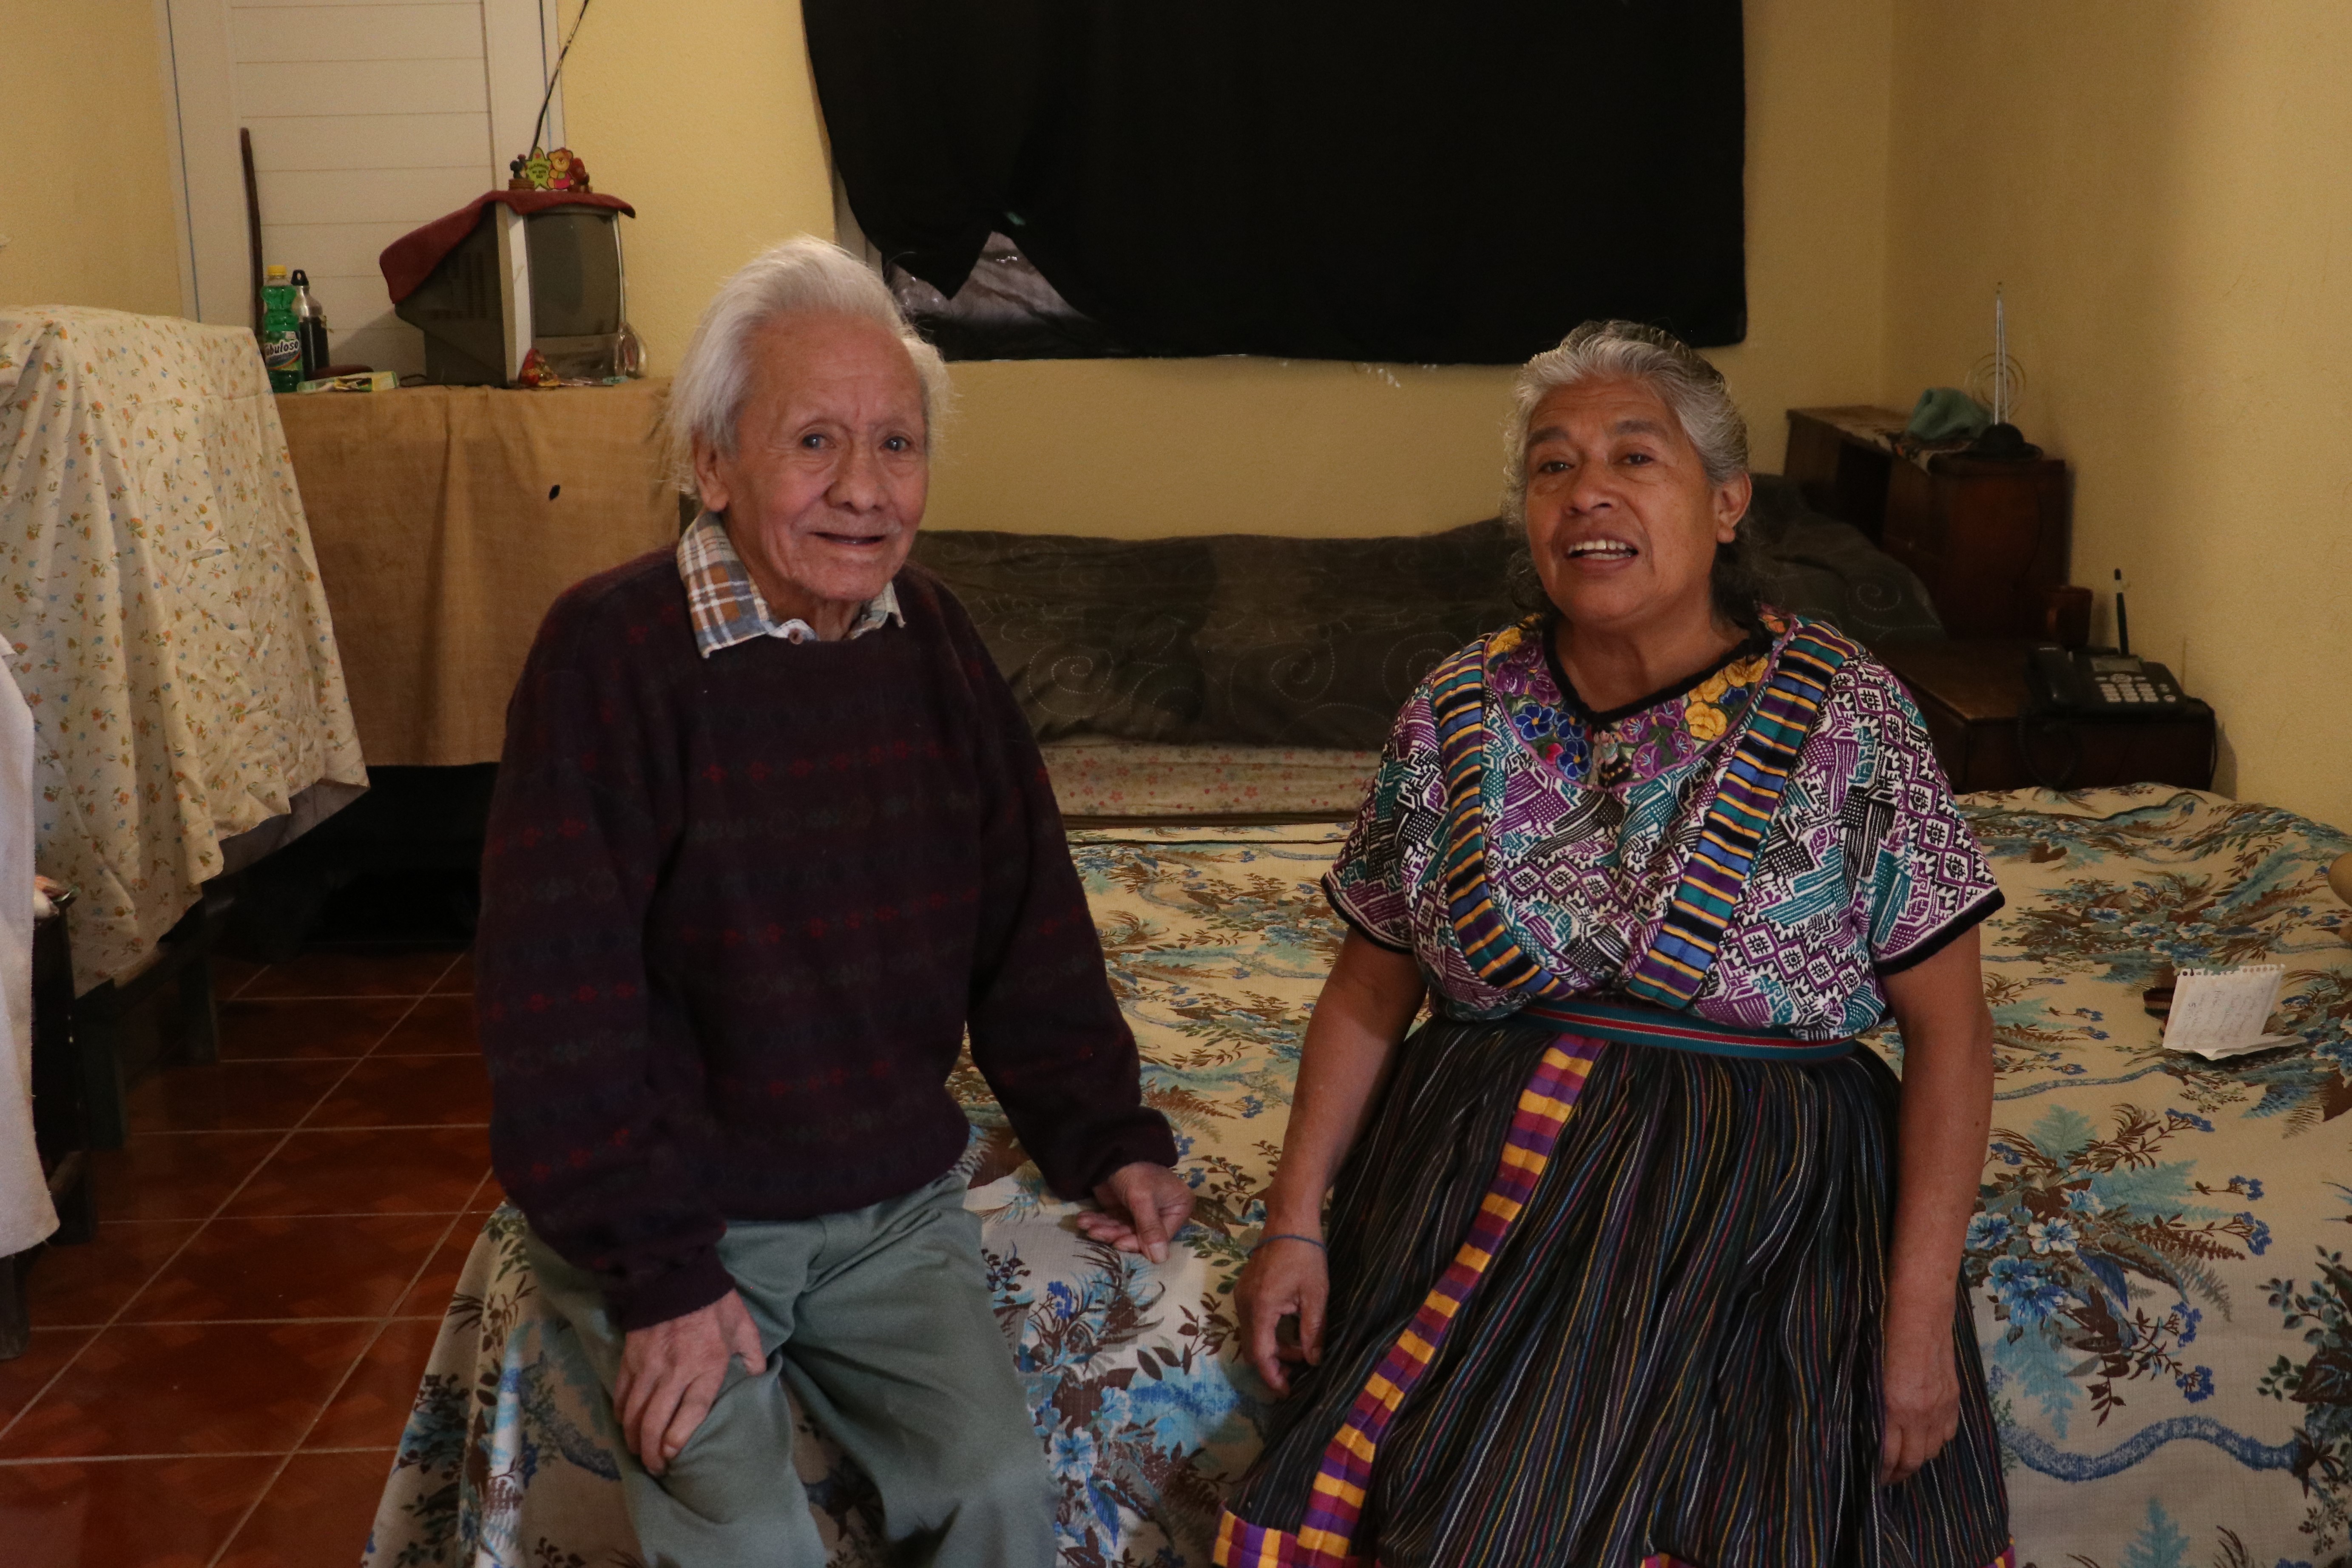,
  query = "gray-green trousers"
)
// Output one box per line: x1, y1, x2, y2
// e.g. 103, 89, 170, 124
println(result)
526, 1171, 1057, 1568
